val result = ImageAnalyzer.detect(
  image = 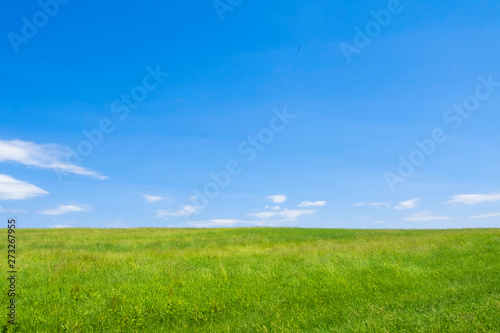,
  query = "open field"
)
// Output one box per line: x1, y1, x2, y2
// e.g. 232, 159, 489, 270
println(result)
3, 228, 499, 332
